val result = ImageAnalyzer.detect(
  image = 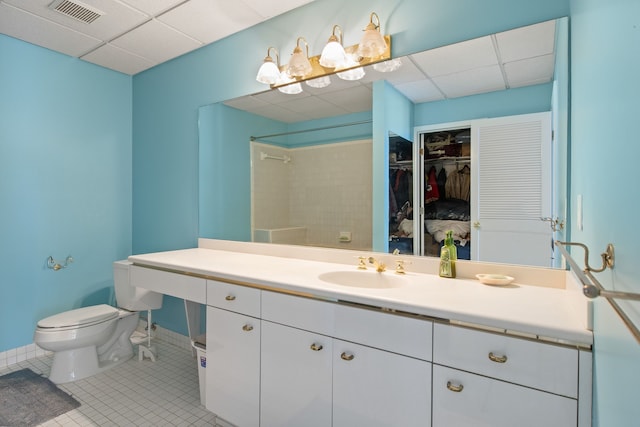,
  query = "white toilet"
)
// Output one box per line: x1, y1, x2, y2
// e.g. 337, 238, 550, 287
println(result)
34, 260, 163, 384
